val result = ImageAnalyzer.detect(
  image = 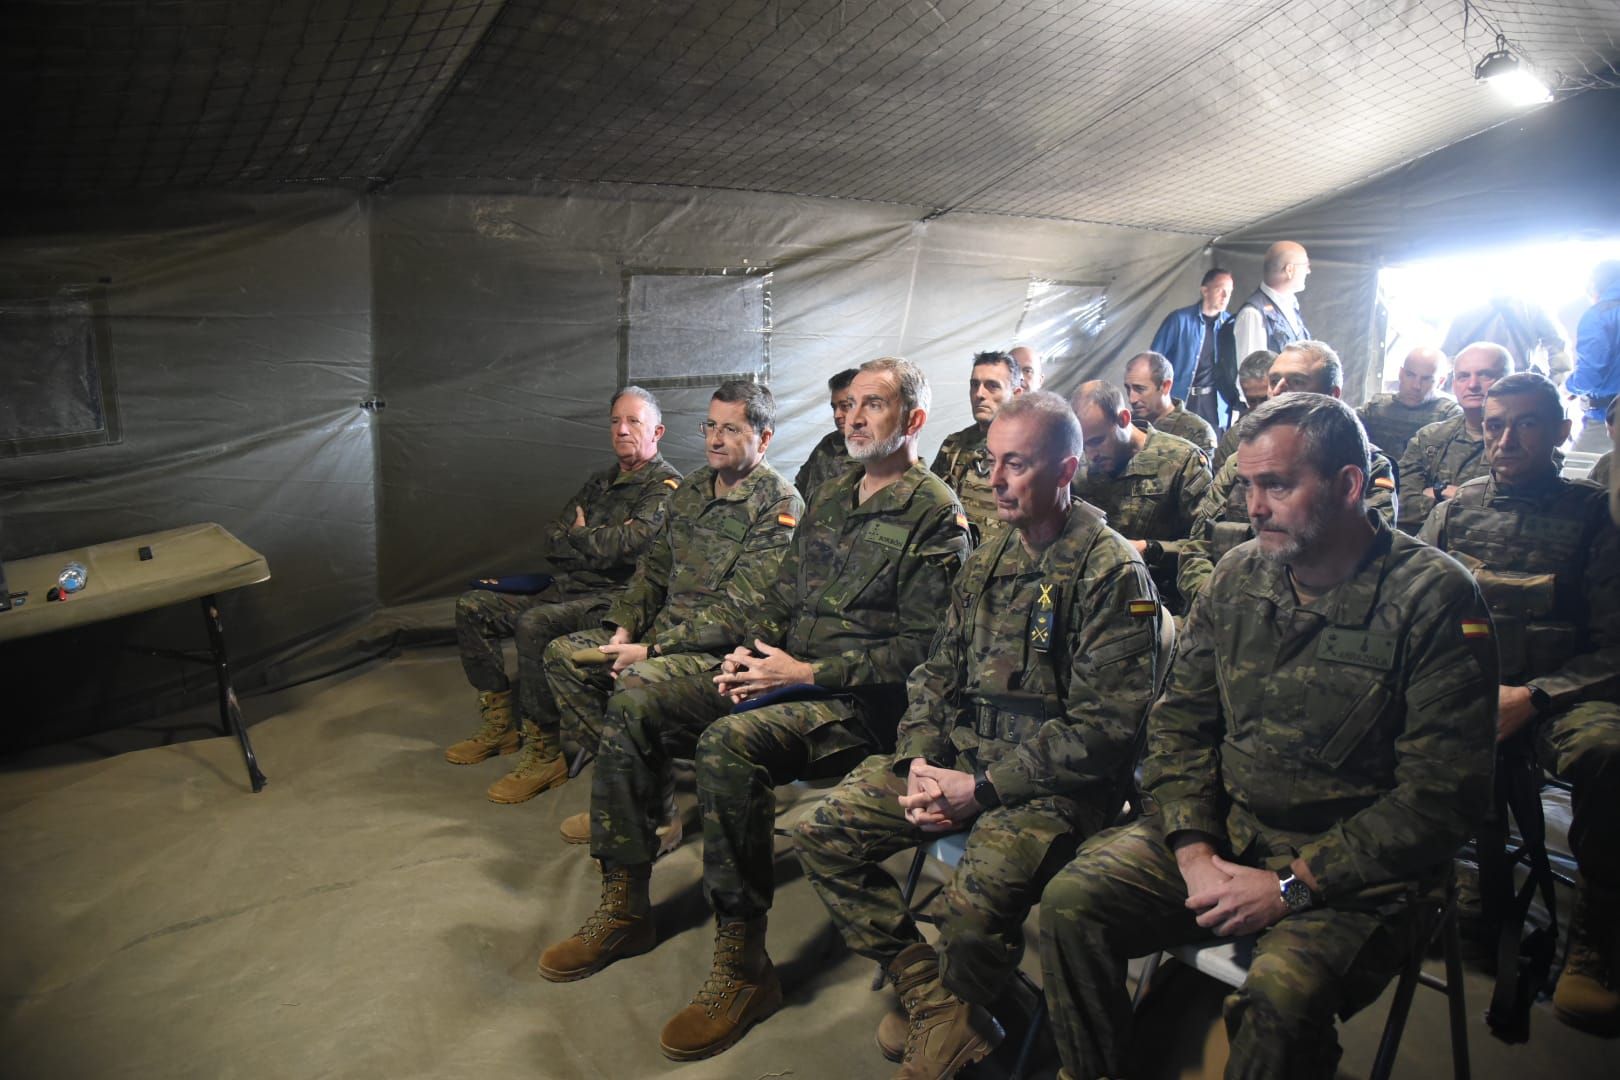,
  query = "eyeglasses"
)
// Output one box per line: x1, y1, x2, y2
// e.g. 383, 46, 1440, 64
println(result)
698, 420, 750, 438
